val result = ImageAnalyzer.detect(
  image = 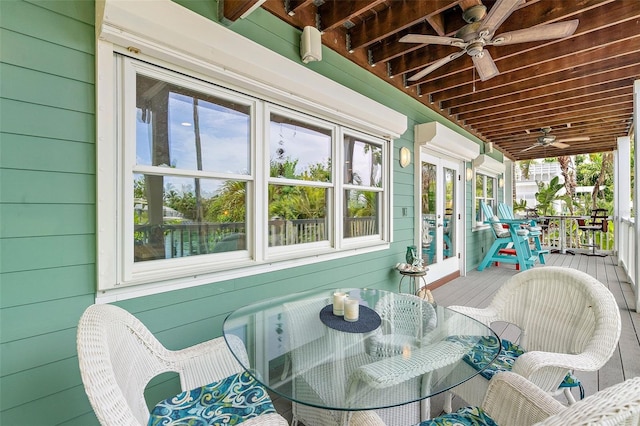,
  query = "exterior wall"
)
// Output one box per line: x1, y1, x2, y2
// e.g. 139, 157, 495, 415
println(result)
0, 1, 491, 424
